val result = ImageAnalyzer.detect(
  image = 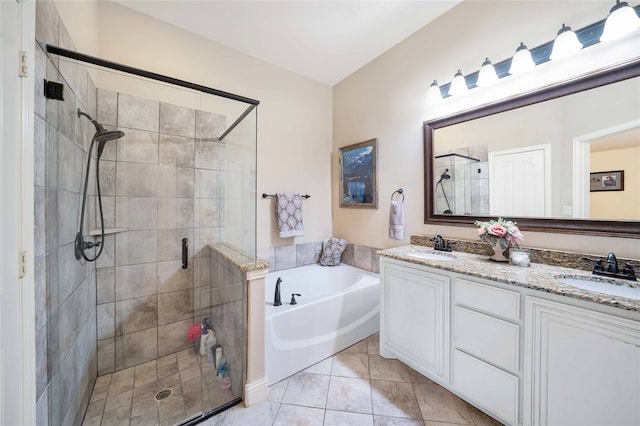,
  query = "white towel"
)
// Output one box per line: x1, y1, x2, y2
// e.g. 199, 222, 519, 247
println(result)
276, 193, 304, 238
389, 200, 404, 240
